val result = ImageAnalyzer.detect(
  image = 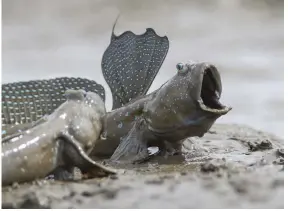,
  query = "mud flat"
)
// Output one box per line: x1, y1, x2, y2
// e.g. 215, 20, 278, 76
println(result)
2, 124, 284, 209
